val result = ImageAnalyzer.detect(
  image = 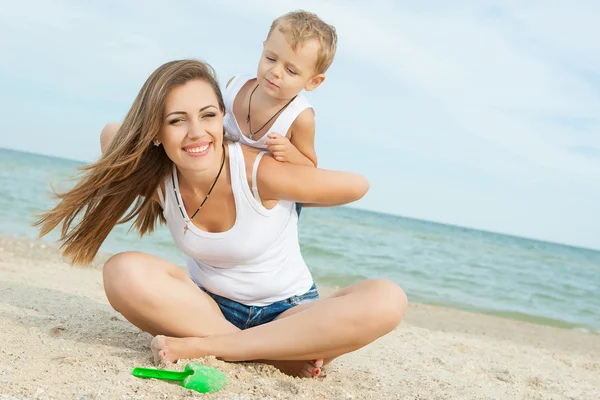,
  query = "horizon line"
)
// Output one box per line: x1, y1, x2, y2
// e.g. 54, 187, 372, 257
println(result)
2, 145, 599, 254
